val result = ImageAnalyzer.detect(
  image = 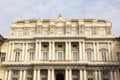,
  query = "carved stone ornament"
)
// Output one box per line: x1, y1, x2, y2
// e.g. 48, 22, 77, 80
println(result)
50, 13, 71, 23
